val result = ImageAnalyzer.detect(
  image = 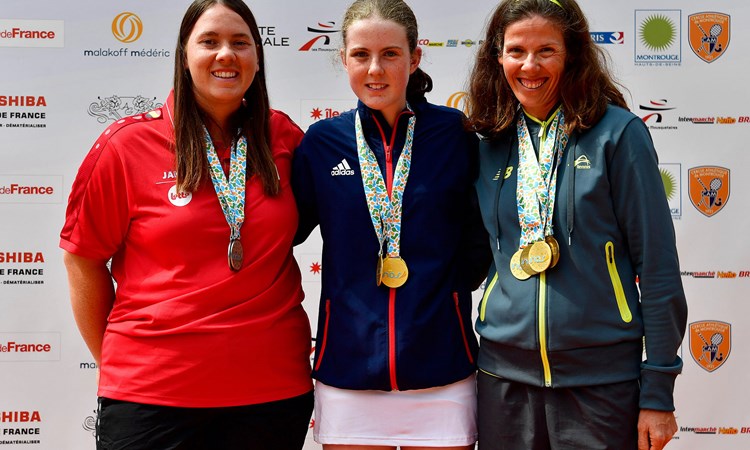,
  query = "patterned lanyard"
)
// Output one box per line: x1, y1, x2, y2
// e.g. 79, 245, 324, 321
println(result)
204, 127, 247, 241
515, 108, 569, 247
355, 109, 416, 257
